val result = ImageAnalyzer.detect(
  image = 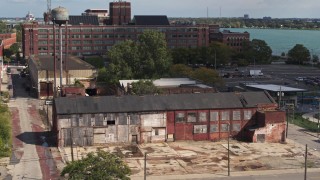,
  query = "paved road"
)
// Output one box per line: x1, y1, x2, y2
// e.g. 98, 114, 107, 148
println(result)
4, 67, 59, 179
